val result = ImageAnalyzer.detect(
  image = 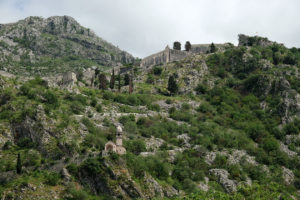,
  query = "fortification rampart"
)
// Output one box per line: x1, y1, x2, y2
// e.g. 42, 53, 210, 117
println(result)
140, 47, 169, 67
140, 43, 229, 67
